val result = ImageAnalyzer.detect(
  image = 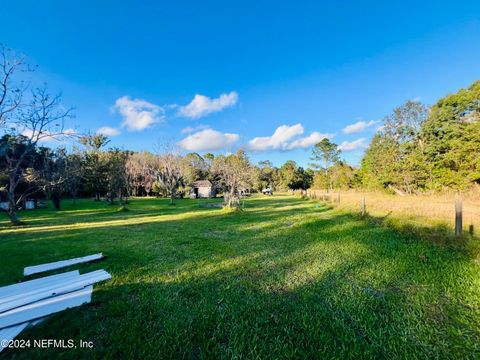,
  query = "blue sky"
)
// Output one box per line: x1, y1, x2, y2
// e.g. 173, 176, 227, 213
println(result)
2, 1, 480, 167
